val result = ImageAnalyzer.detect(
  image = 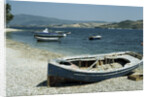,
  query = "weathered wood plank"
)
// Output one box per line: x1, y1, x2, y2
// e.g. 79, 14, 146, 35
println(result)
128, 74, 143, 81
